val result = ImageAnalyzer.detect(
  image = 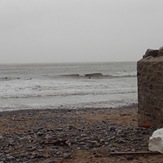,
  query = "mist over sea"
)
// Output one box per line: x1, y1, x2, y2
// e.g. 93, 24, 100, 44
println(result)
0, 62, 137, 111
